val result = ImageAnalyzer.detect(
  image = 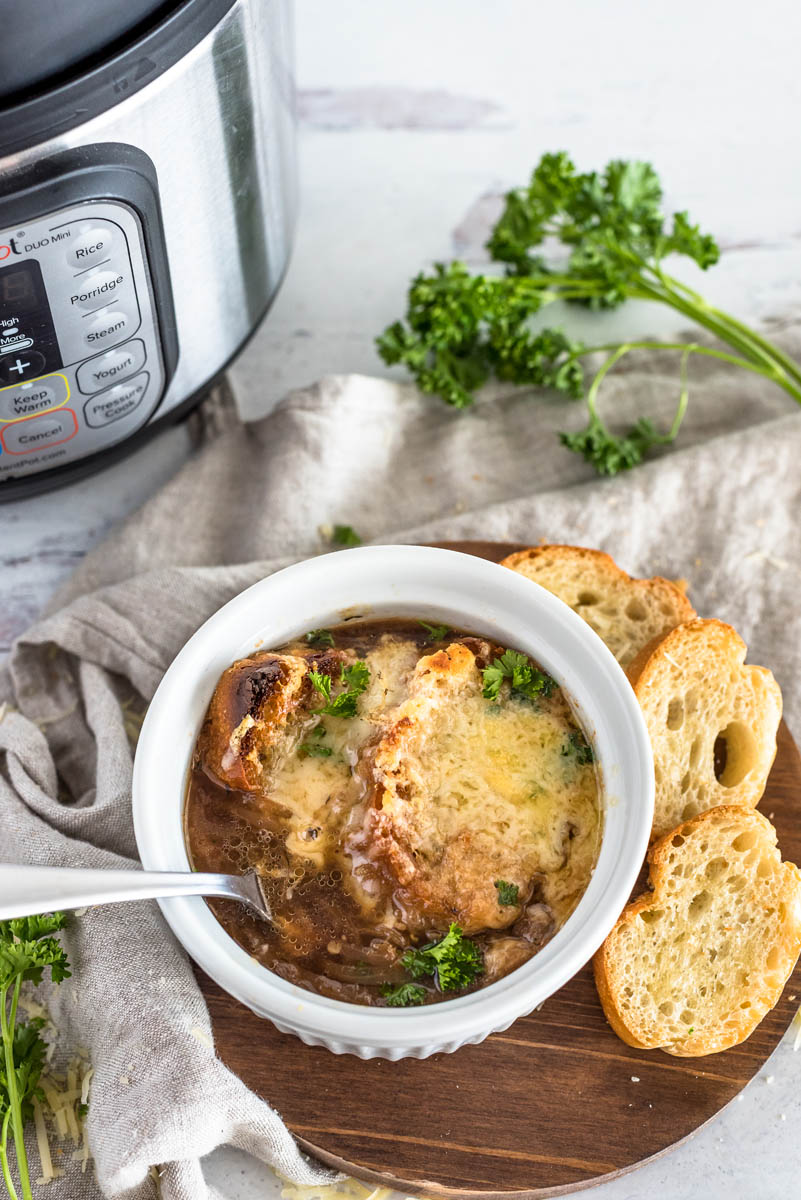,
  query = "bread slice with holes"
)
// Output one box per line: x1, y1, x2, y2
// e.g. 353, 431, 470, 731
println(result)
594, 806, 801, 1055
501, 545, 695, 667
627, 618, 782, 840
